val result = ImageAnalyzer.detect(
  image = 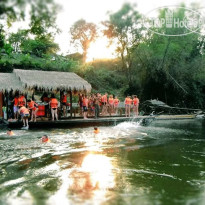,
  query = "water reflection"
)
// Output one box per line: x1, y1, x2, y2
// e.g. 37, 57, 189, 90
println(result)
68, 153, 115, 200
